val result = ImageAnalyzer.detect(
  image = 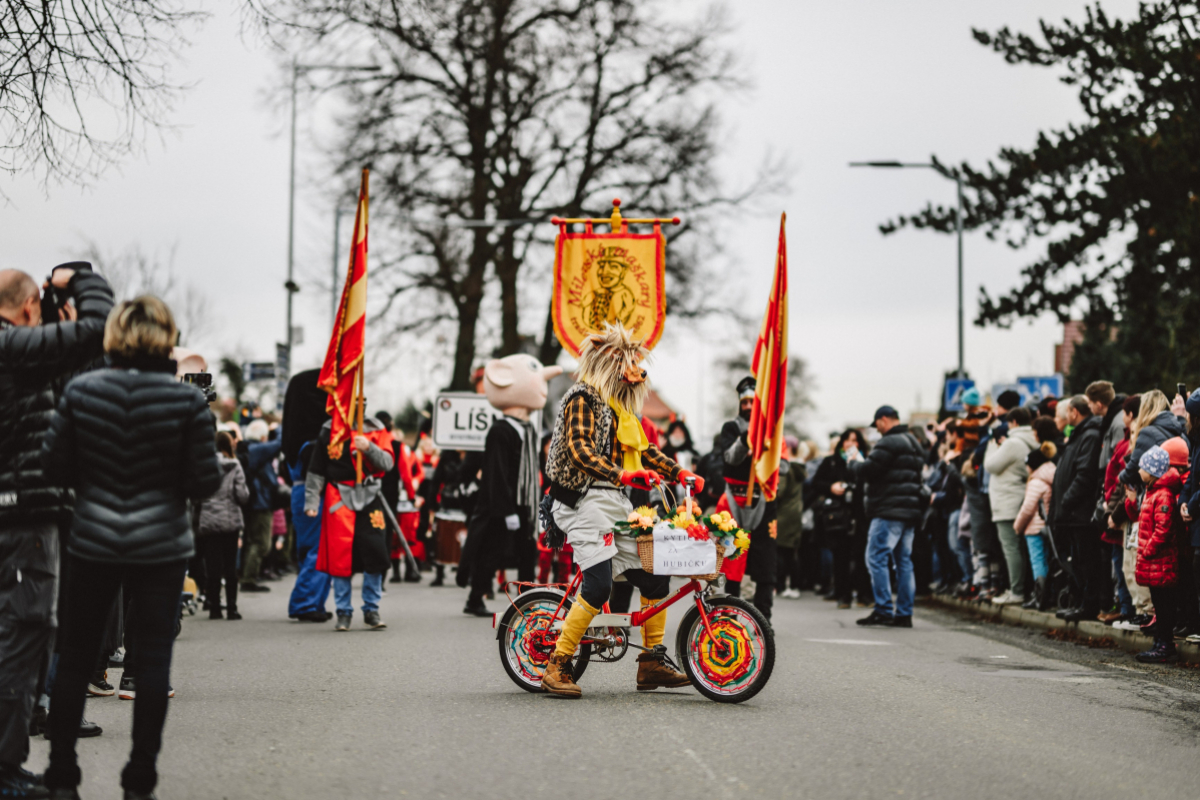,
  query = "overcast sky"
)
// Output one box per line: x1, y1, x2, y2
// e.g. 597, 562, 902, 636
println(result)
4, 0, 1140, 444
